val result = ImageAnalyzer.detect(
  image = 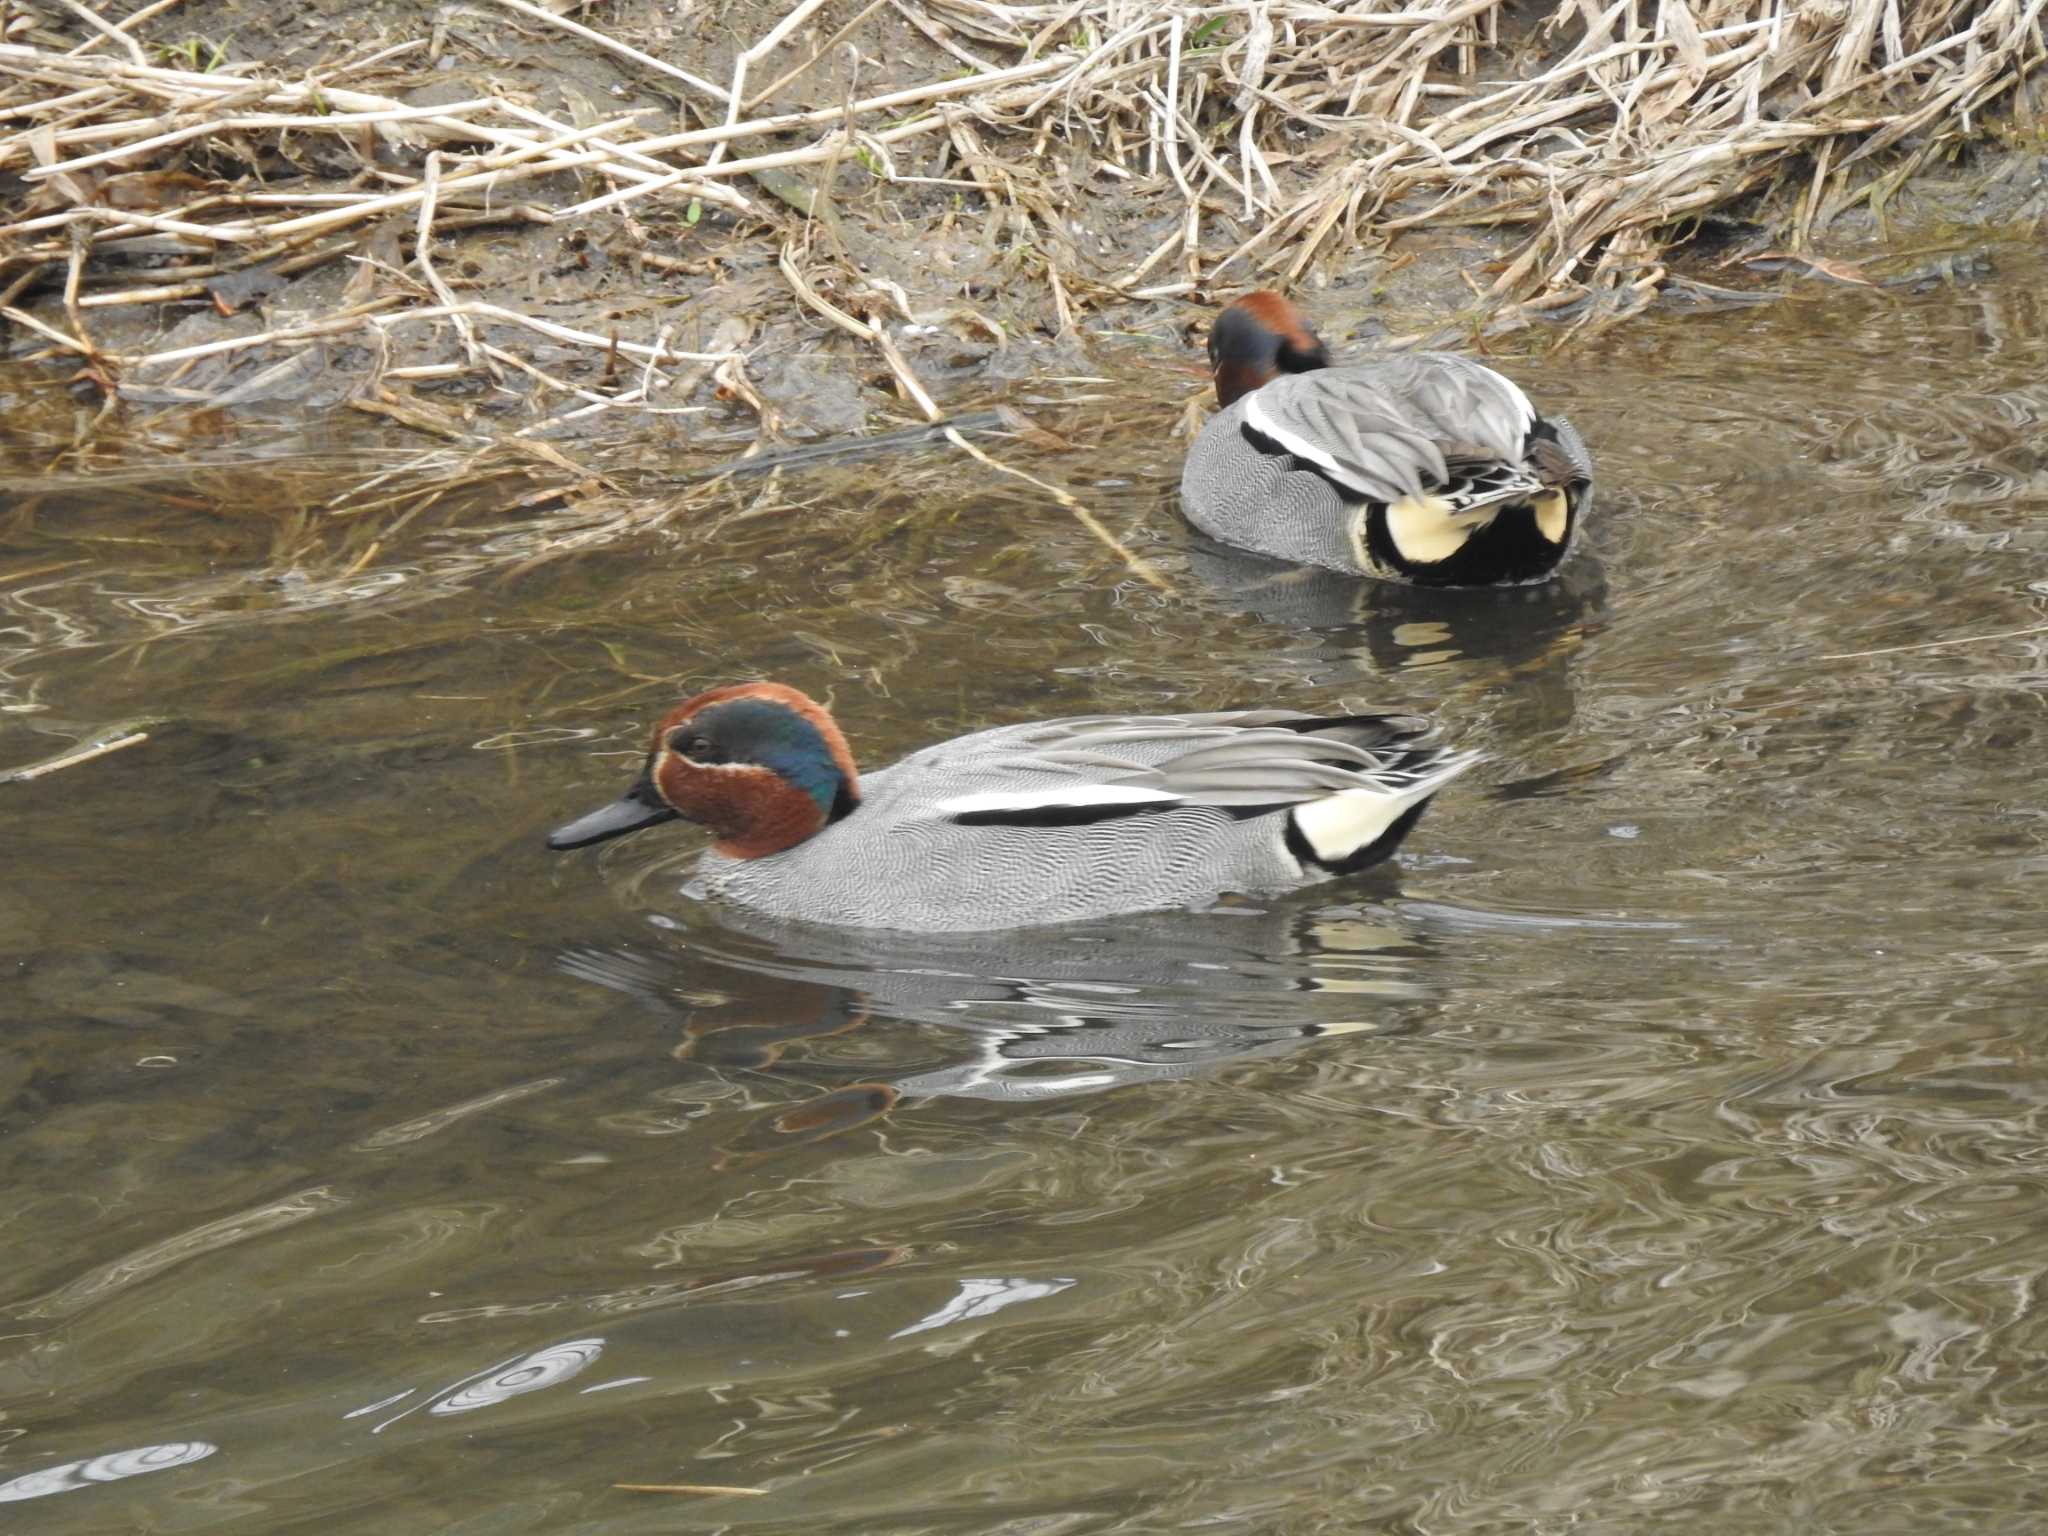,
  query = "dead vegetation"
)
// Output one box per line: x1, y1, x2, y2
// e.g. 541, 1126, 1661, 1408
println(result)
1, 0, 2043, 427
